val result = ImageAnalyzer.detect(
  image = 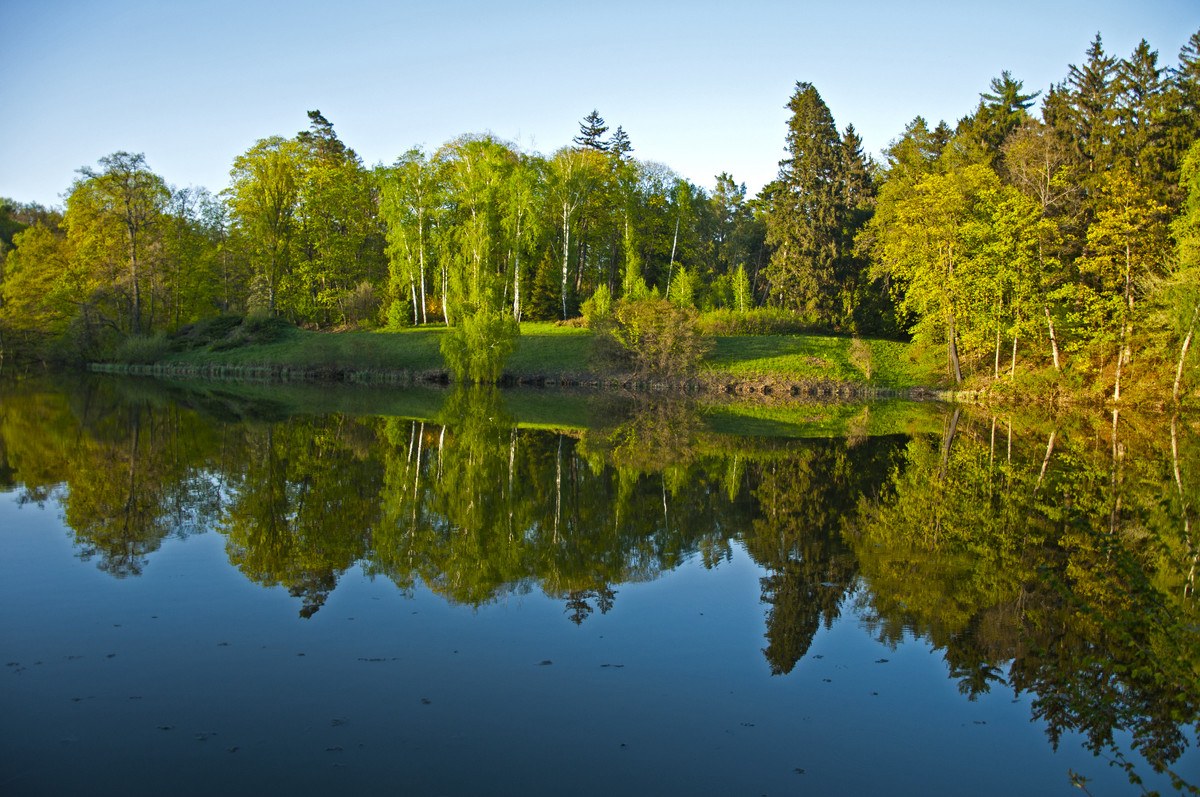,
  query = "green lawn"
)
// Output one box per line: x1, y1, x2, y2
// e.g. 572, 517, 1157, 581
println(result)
707, 334, 931, 388
163, 322, 933, 388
